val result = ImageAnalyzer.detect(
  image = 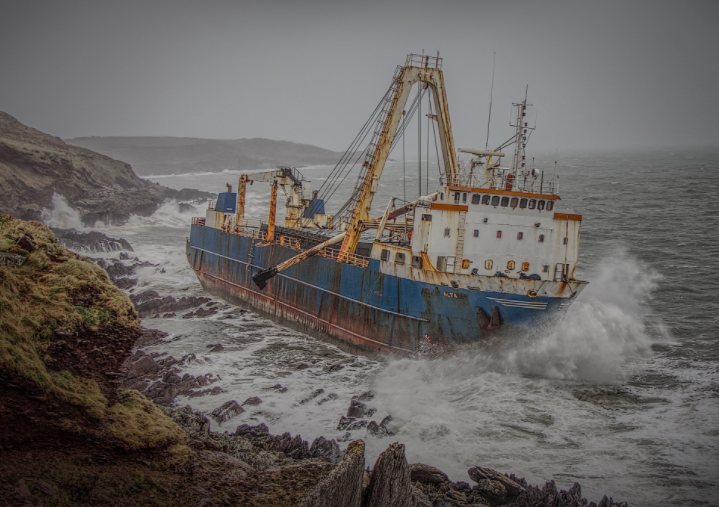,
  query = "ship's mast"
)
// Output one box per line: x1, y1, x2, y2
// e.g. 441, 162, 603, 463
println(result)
508, 86, 534, 187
